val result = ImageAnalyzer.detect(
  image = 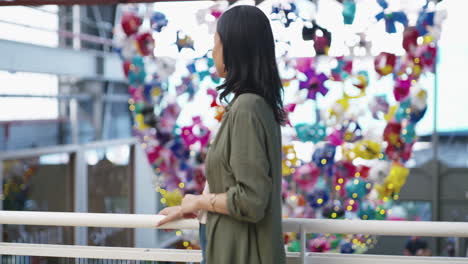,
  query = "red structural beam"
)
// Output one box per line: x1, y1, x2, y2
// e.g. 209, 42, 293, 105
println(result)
0, 0, 202, 6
